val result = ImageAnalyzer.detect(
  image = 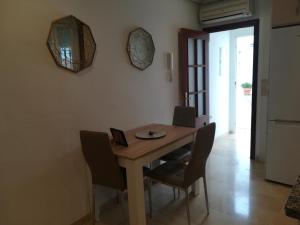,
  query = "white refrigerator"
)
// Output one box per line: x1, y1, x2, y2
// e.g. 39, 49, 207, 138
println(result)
266, 25, 300, 185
